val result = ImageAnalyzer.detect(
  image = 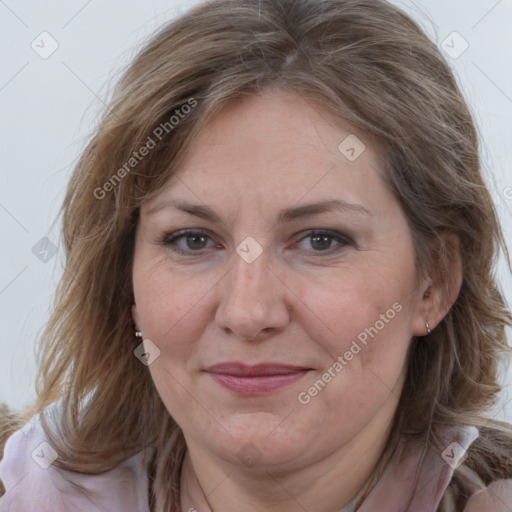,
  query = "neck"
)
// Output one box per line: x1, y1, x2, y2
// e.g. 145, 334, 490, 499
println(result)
180, 418, 395, 512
